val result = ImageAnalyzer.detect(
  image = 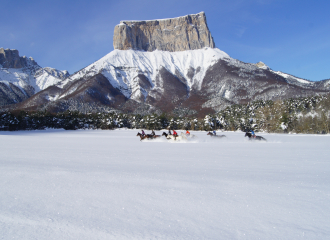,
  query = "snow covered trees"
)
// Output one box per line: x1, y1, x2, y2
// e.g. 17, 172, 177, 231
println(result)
0, 94, 329, 133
